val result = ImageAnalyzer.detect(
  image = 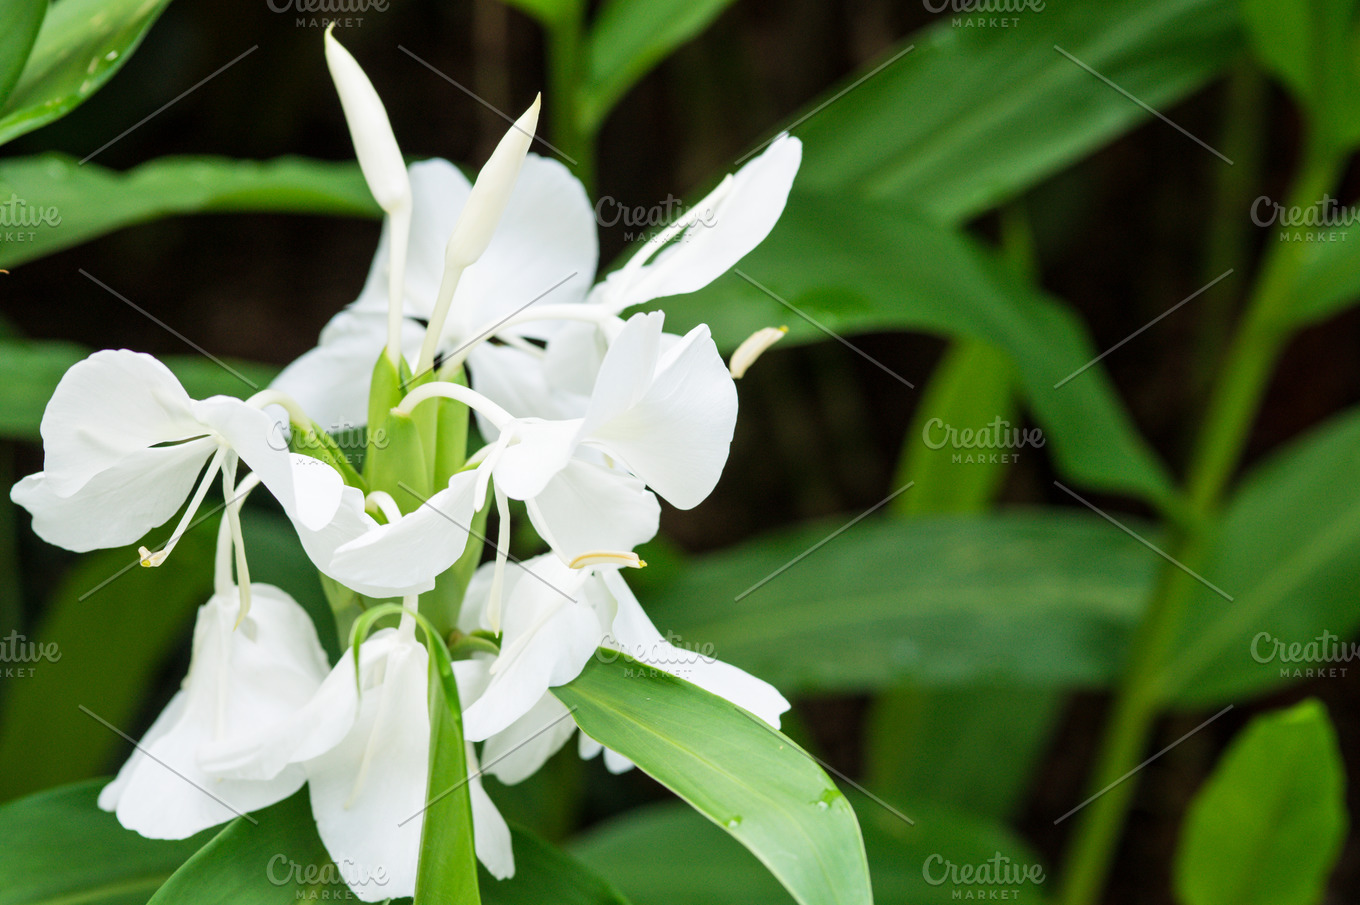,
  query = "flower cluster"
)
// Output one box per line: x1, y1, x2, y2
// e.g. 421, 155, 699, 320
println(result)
11, 30, 799, 901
